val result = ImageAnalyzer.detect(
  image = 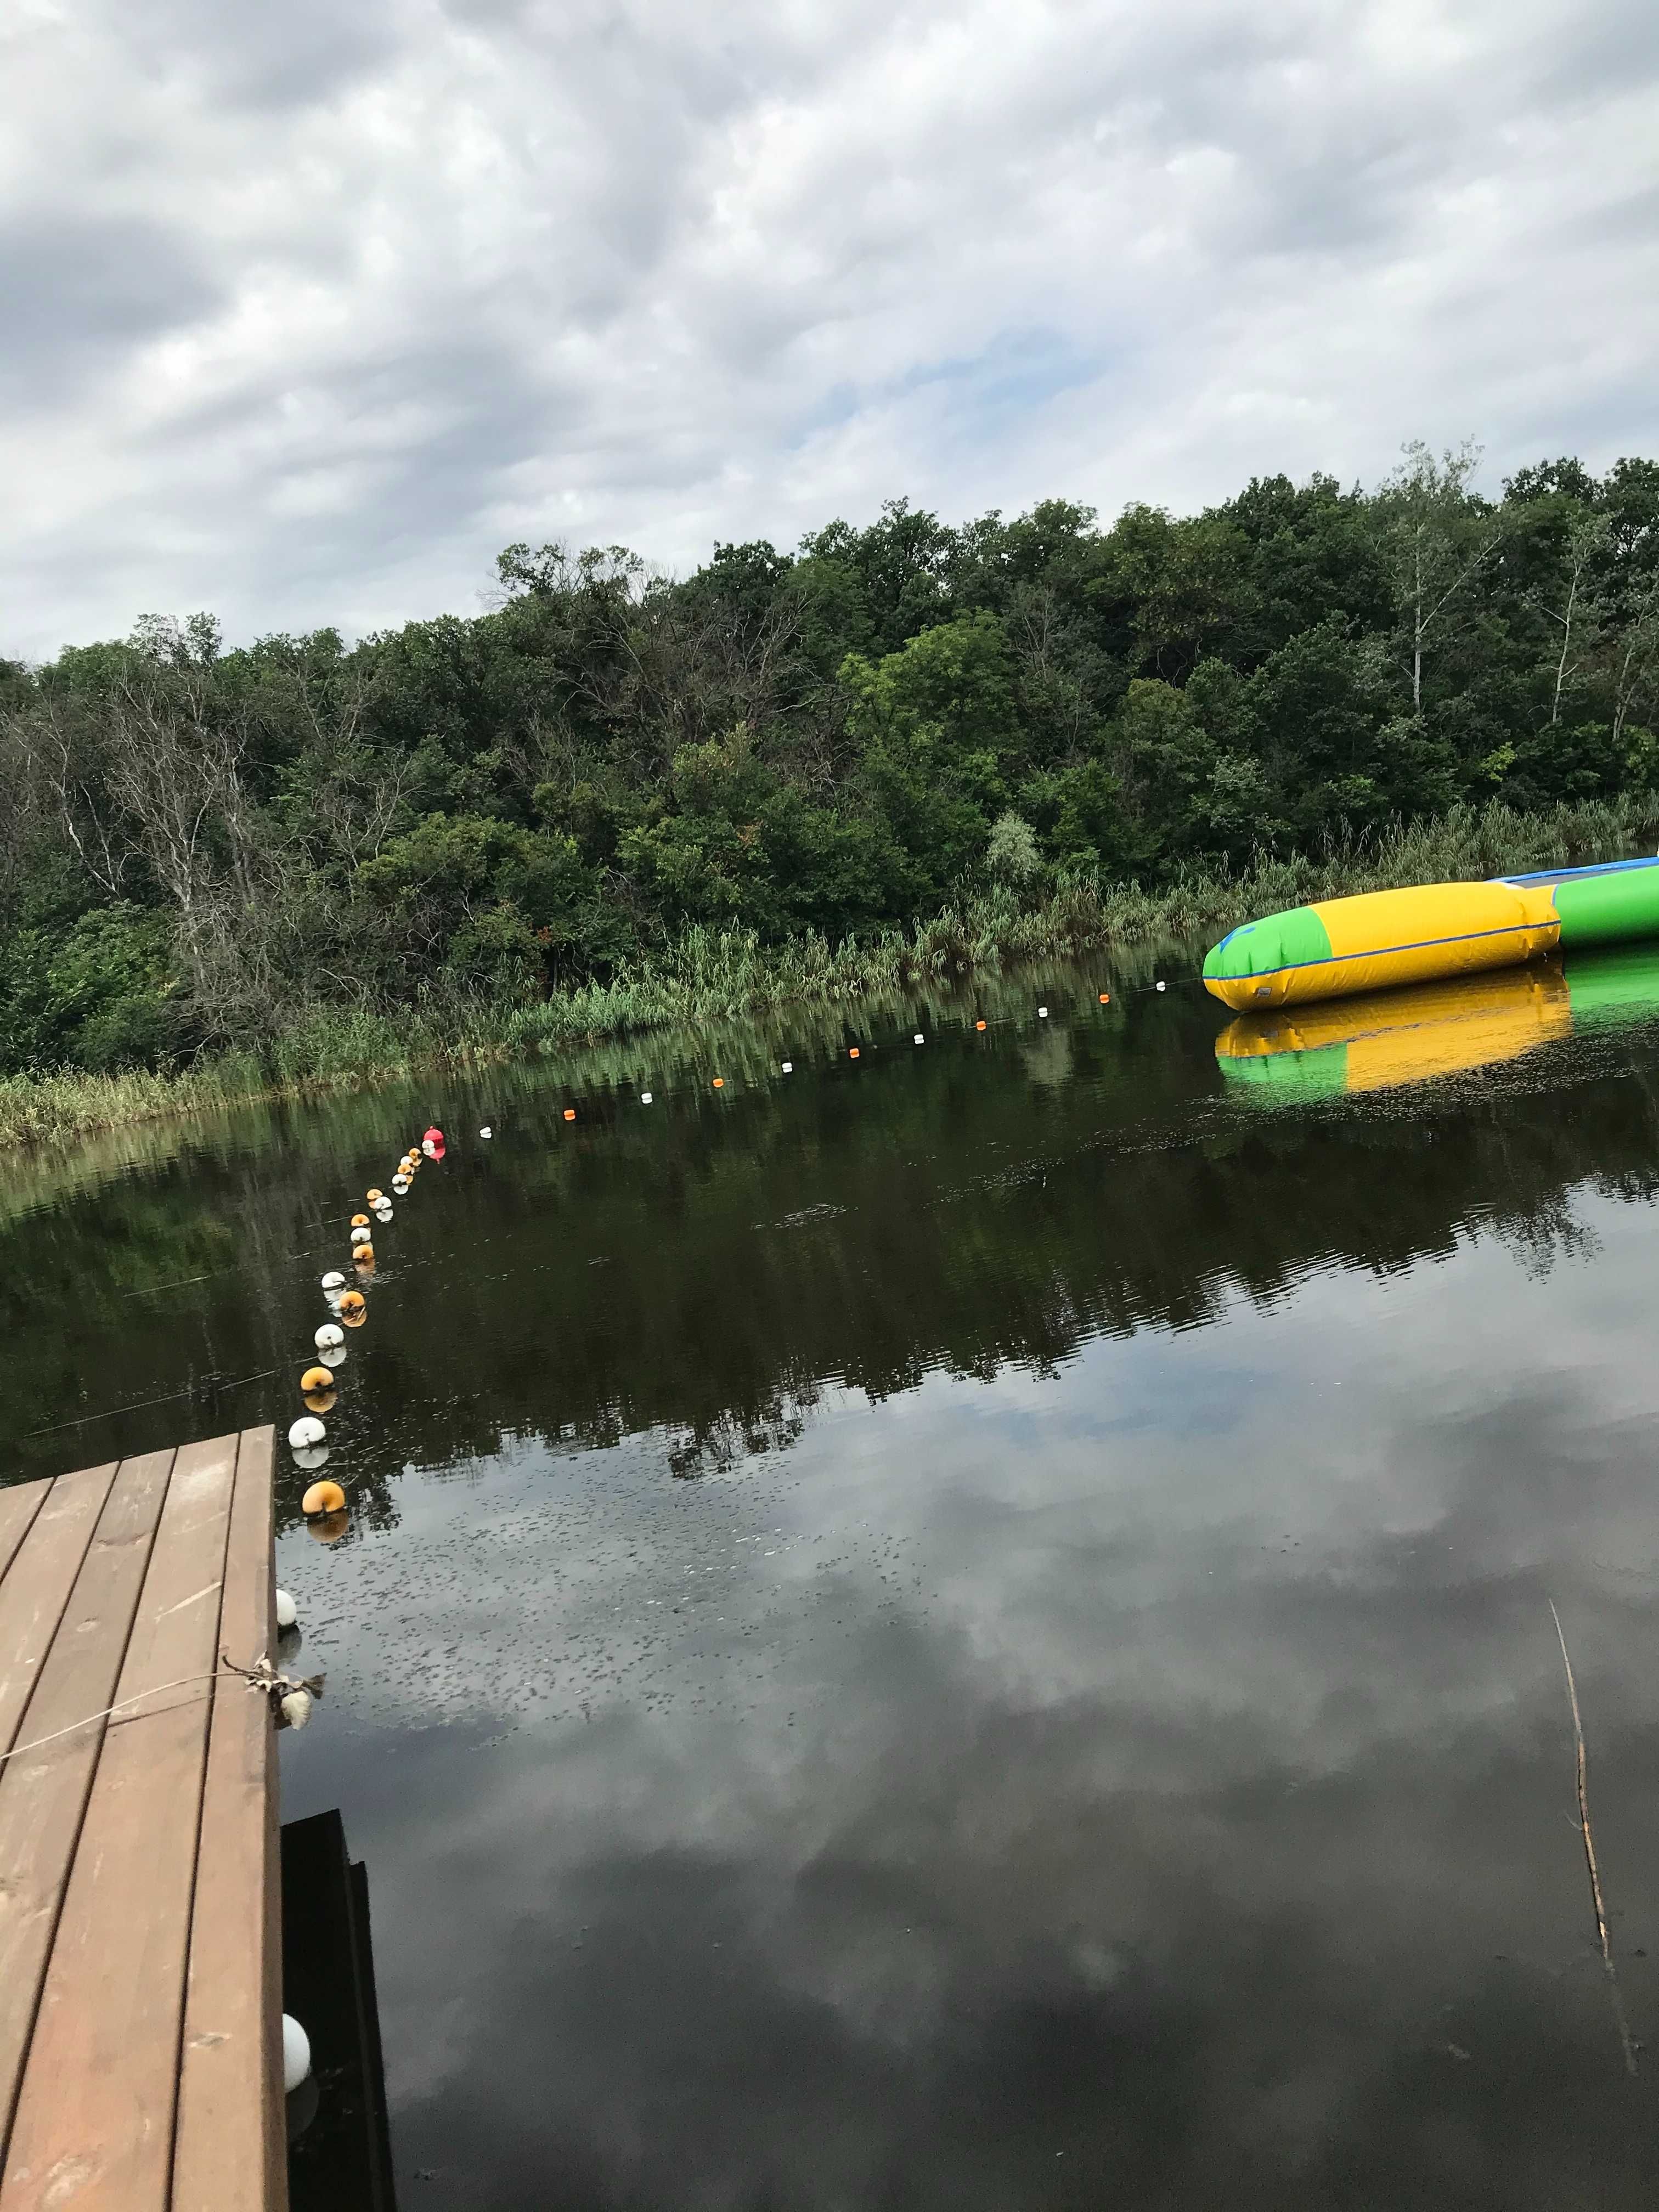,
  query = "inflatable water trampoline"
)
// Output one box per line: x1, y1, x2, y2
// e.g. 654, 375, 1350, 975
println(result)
1202, 856, 1659, 1012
